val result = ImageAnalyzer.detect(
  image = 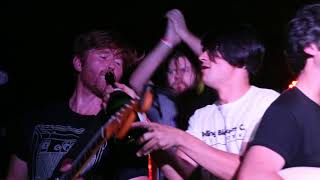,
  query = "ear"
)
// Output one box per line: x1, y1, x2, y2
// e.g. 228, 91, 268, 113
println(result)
304, 43, 319, 56
73, 56, 82, 72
